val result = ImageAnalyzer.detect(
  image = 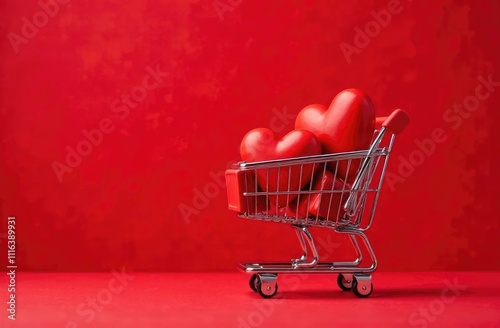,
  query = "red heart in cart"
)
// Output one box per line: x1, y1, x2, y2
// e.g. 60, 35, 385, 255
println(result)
294, 169, 350, 221
240, 128, 322, 207
295, 88, 375, 180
